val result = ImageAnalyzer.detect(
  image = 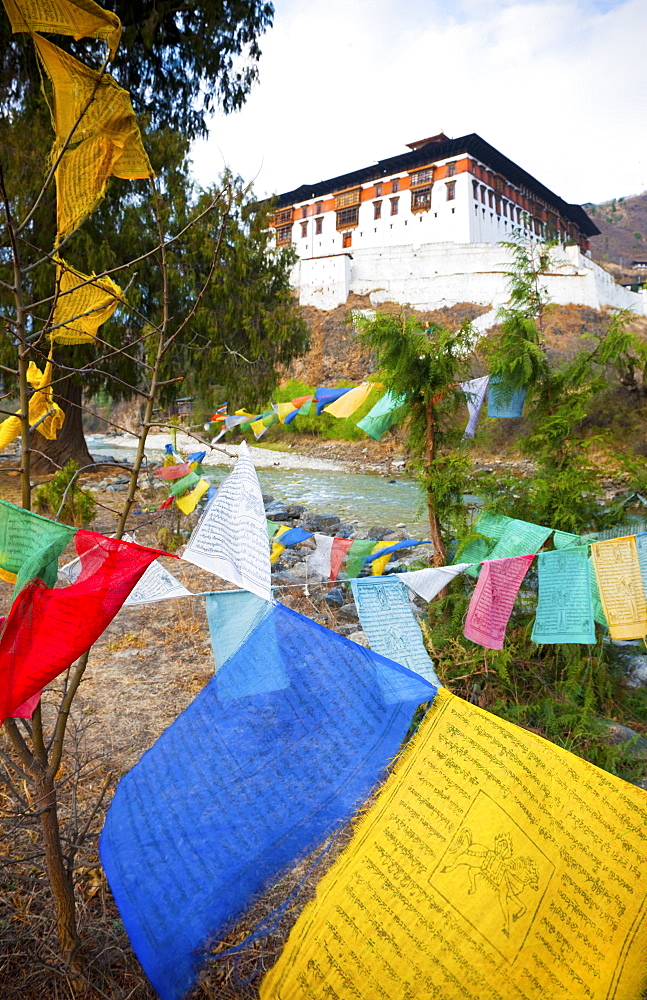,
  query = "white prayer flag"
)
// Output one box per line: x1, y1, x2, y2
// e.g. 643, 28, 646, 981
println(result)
308, 534, 334, 578
124, 559, 192, 605
460, 375, 489, 438
400, 563, 472, 602
182, 442, 271, 601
